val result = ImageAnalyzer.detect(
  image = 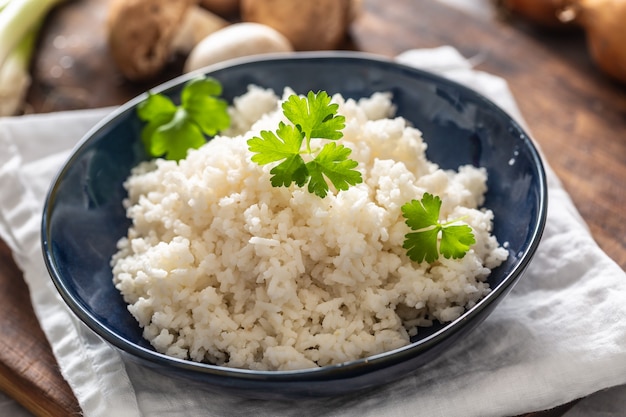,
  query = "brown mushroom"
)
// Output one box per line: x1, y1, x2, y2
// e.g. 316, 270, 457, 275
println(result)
496, 0, 573, 28
107, 0, 228, 81
497, 0, 626, 84
198, 0, 240, 17
240, 0, 358, 51
570, 0, 626, 84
